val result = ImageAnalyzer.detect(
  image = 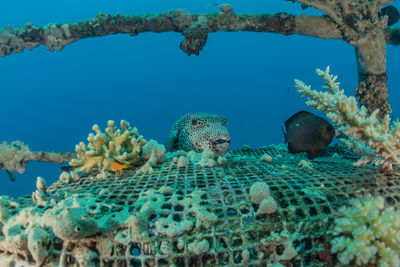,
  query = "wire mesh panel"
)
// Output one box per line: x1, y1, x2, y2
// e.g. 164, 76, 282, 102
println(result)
1, 145, 398, 266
